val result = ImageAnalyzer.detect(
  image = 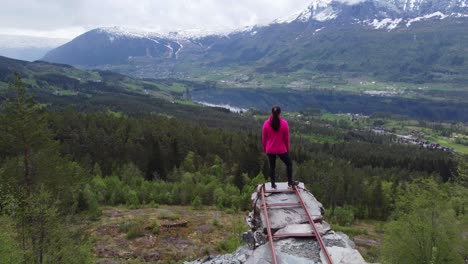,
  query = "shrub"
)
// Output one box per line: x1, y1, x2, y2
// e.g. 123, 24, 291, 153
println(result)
80, 184, 101, 220
150, 220, 159, 235
225, 208, 236, 215
126, 190, 140, 209
119, 163, 144, 187
216, 217, 245, 253
149, 201, 159, 209
215, 233, 243, 253
119, 218, 145, 240
331, 206, 355, 226
191, 196, 202, 210
212, 218, 220, 227
158, 211, 180, 221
